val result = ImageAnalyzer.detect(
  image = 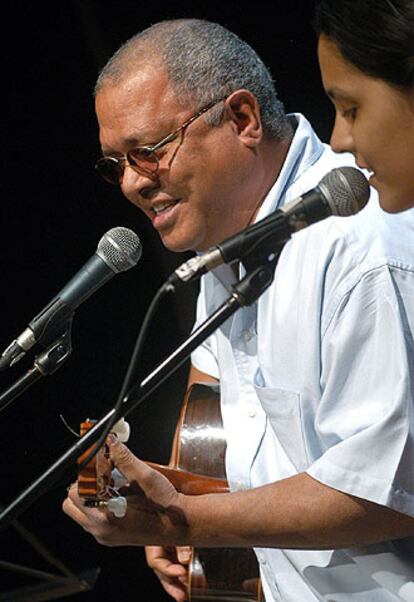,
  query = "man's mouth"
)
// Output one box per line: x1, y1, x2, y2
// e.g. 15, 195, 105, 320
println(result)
152, 200, 179, 215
